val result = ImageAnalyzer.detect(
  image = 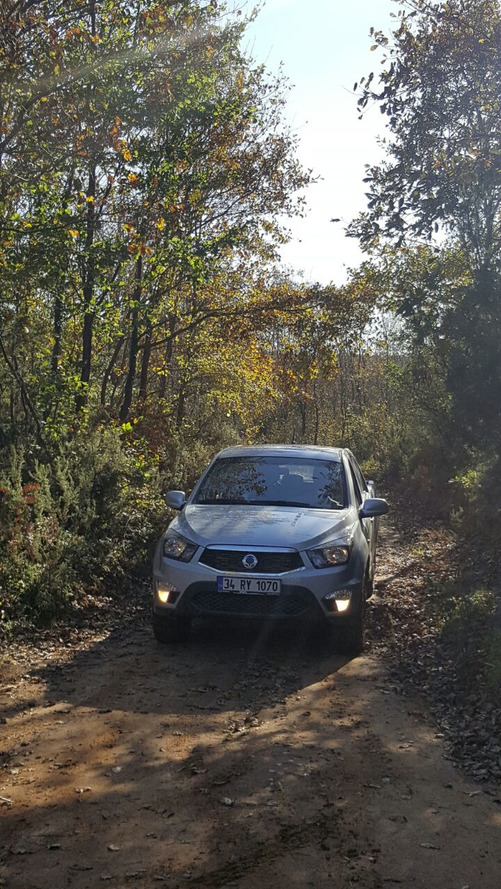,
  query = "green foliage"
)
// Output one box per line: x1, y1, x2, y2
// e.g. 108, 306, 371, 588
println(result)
354, 0, 501, 262
439, 586, 497, 691
0, 429, 163, 624
352, 0, 501, 470
0, 0, 312, 438
434, 451, 501, 695
0, 0, 323, 630
450, 450, 501, 563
